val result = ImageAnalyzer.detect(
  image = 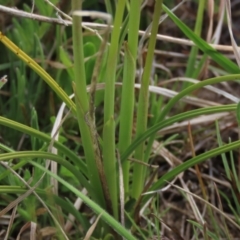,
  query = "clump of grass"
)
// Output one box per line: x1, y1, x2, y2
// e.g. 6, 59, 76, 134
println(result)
1, 0, 240, 239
